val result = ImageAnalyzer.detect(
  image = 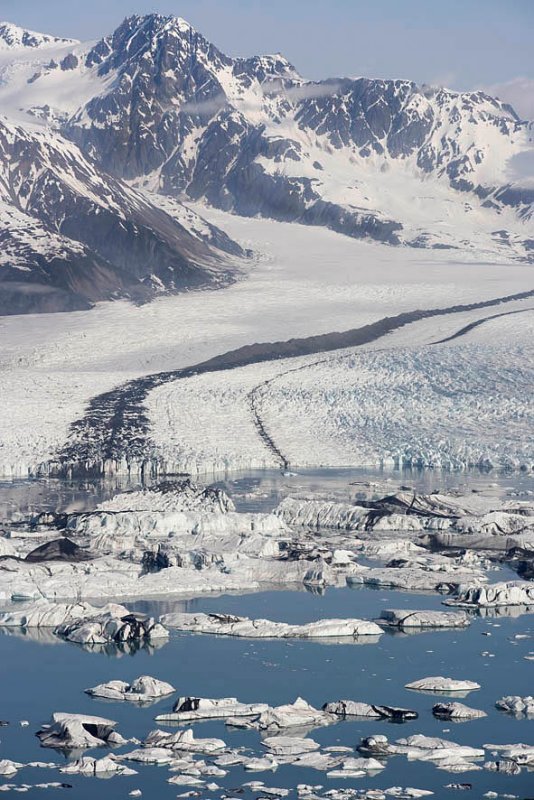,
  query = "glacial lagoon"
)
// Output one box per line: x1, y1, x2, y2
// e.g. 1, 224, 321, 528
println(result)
0, 469, 532, 799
